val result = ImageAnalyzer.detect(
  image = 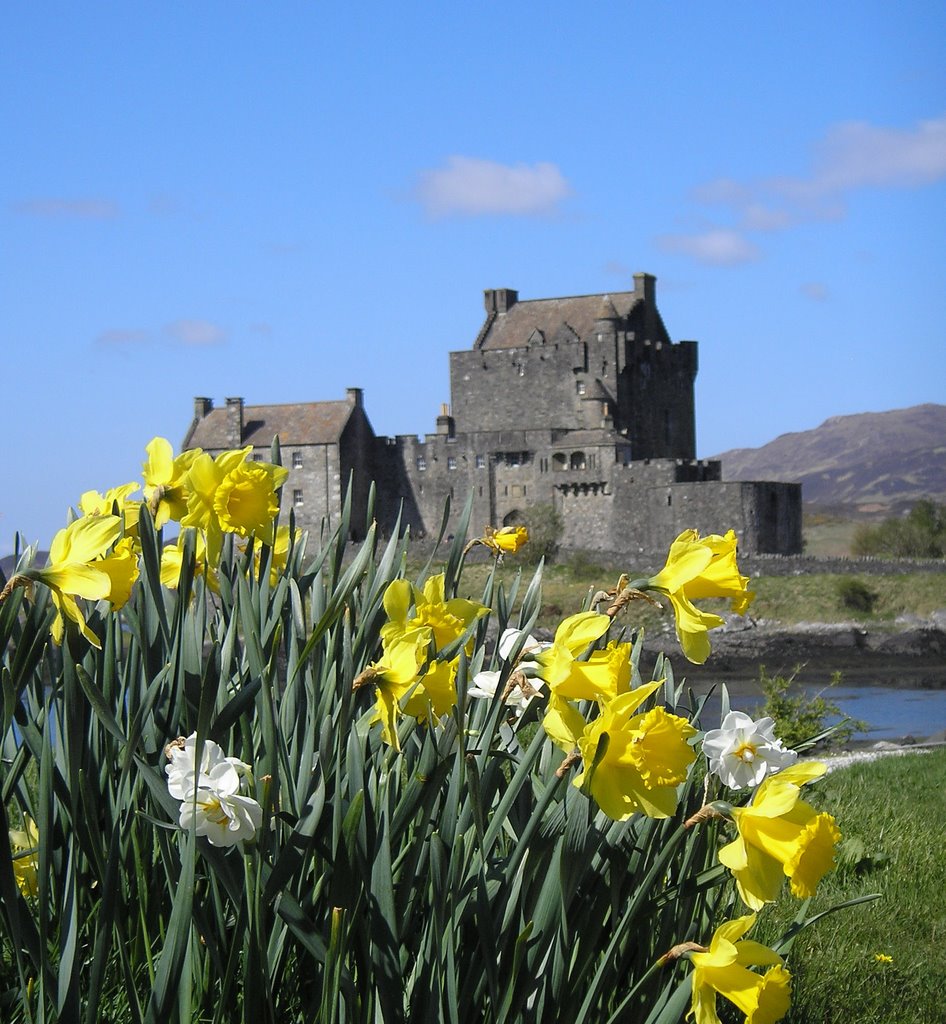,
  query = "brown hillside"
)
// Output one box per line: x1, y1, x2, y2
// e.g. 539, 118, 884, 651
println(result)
712, 404, 946, 511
